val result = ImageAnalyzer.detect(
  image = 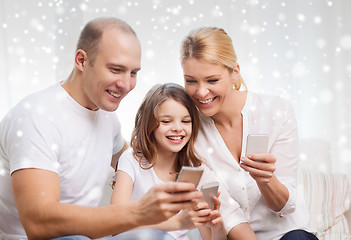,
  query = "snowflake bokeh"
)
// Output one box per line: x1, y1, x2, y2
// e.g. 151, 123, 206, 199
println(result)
0, 0, 350, 172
